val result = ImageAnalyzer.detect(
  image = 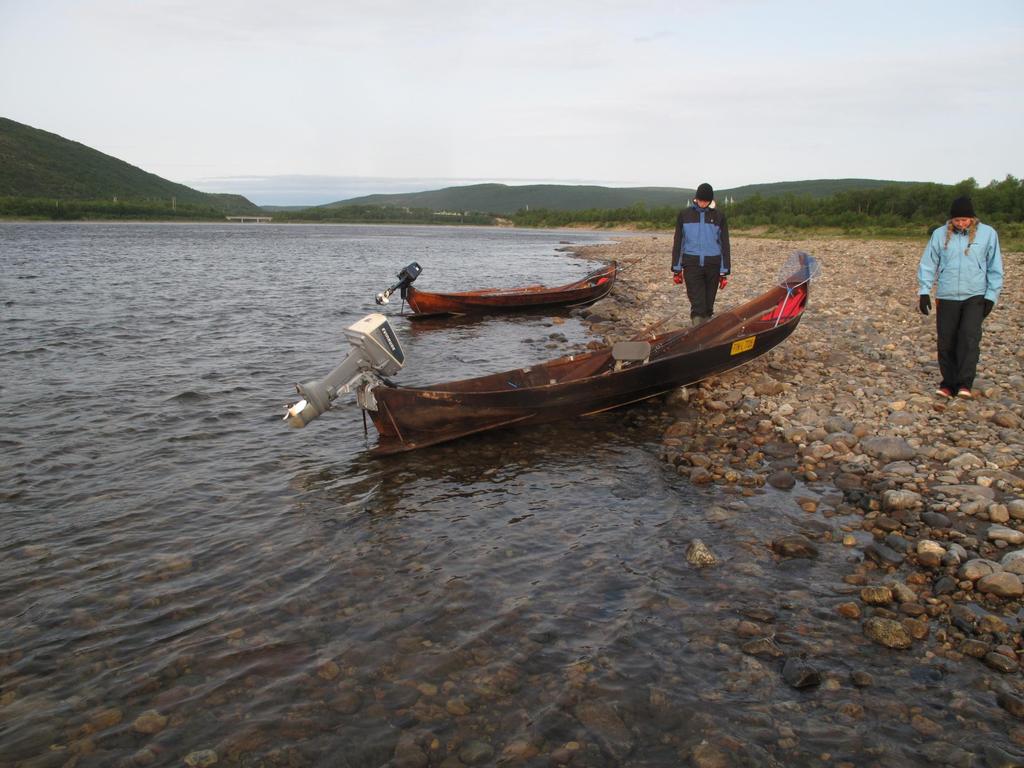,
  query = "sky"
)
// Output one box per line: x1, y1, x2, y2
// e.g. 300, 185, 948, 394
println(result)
1, 0, 1022, 206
